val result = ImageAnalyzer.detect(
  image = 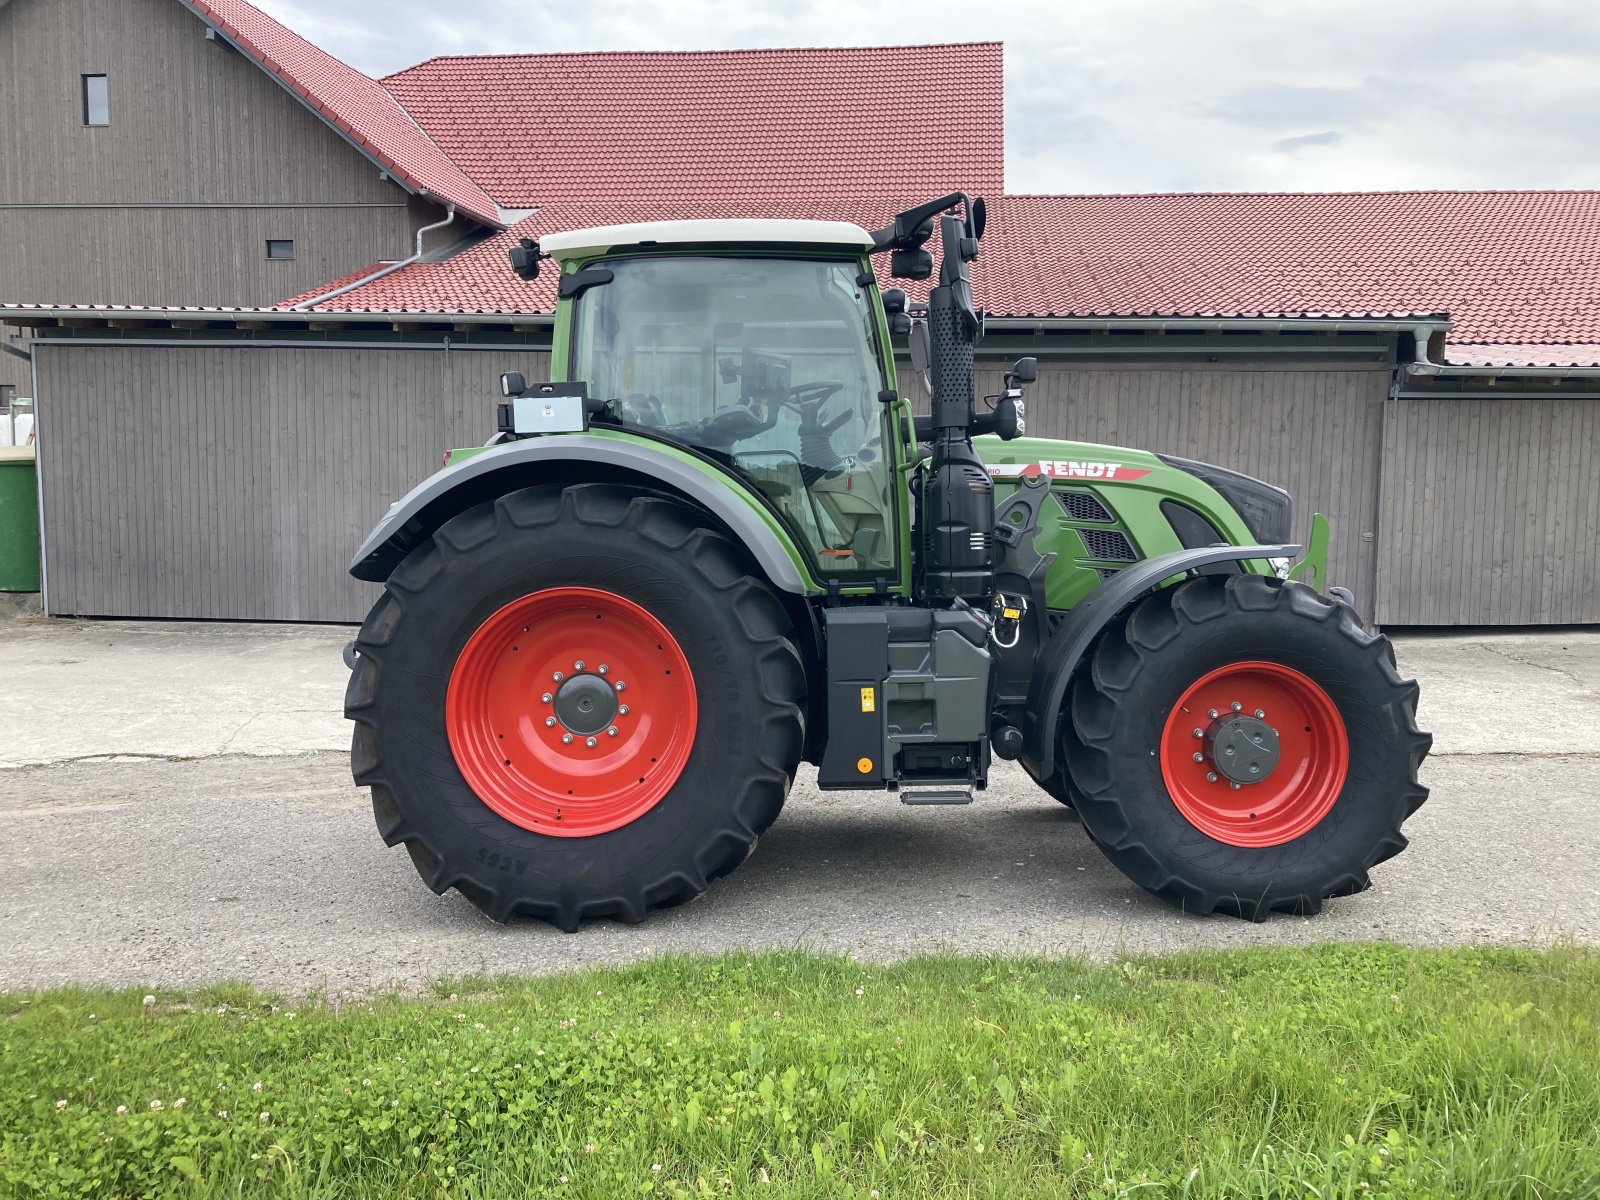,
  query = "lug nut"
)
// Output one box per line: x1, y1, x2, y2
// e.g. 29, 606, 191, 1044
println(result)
615, 681, 626, 692
561, 733, 573, 745
1207, 709, 1219, 719
574, 660, 585, 671
608, 726, 618, 737
1192, 727, 1204, 738
552, 671, 564, 682
1206, 772, 1218, 783
1231, 701, 1242, 712
585, 736, 597, 748
1229, 782, 1241, 790
1192, 752, 1204, 763
619, 705, 630, 716
1254, 709, 1266, 719
545, 716, 556, 728
598, 665, 609, 675
541, 692, 552, 703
